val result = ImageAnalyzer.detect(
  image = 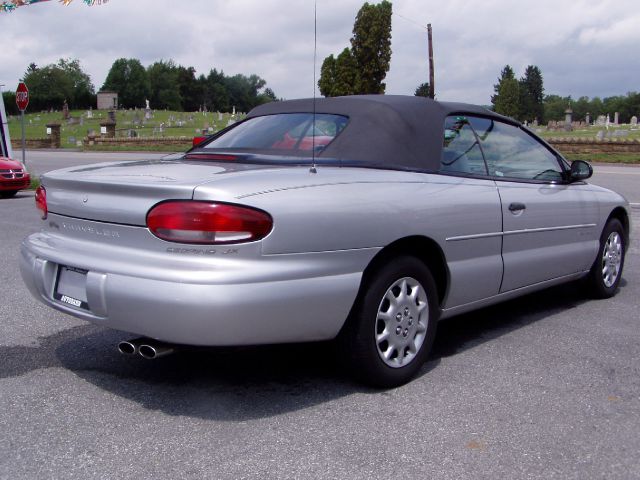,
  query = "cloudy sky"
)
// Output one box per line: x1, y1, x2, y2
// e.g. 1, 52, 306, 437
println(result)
1, 0, 638, 105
